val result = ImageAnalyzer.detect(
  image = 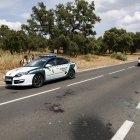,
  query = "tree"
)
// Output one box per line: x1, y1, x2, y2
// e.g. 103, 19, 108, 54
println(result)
103, 29, 117, 54
0, 25, 10, 49
22, 0, 101, 55
103, 28, 133, 54
26, 34, 48, 53
54, 0, 101, 54
55, 0, 100, 37
22, 2, 55, 37
116, 33, 133, 54
96, 37, 107, 54
69, 32, 90, 54
133, 32, 140, 51
3, 30, 27, 54
0, 25, 23, 54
